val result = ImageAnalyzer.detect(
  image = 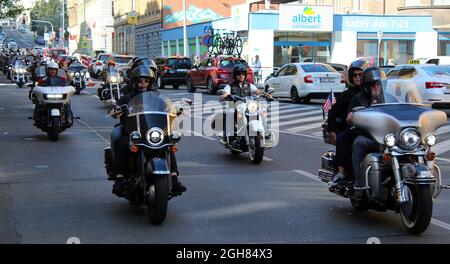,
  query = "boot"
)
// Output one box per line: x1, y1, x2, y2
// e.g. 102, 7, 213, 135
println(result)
171, 173, 186, 195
